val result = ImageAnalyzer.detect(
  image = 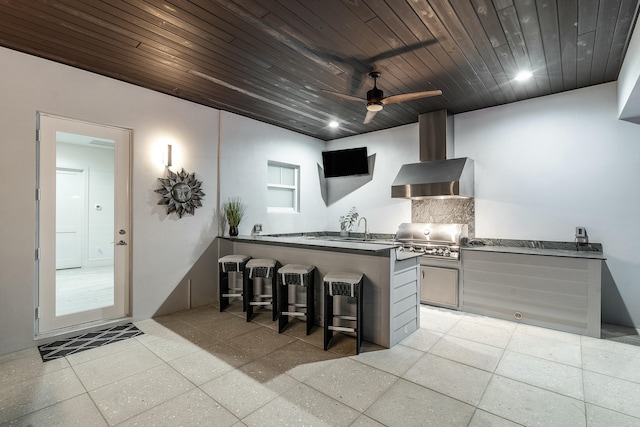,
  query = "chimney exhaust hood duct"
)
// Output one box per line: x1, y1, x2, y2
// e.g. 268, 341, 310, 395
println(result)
391, 109, 474, 199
